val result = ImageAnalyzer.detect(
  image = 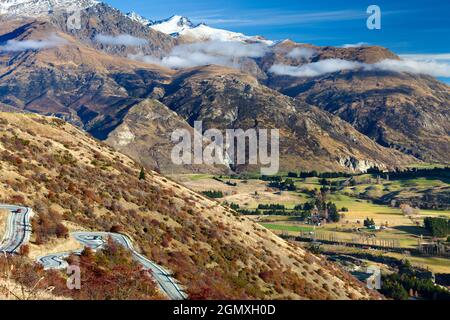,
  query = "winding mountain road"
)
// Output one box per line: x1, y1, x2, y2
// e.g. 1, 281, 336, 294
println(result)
37, 232, 188, 300
0, 204, 34, 254
0, 204, 187, 300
